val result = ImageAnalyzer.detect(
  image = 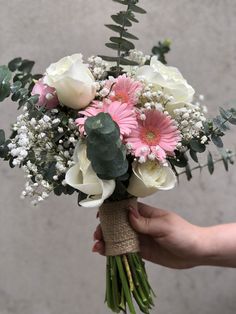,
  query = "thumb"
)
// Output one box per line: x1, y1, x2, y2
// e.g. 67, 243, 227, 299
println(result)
129, 209, 159, 236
